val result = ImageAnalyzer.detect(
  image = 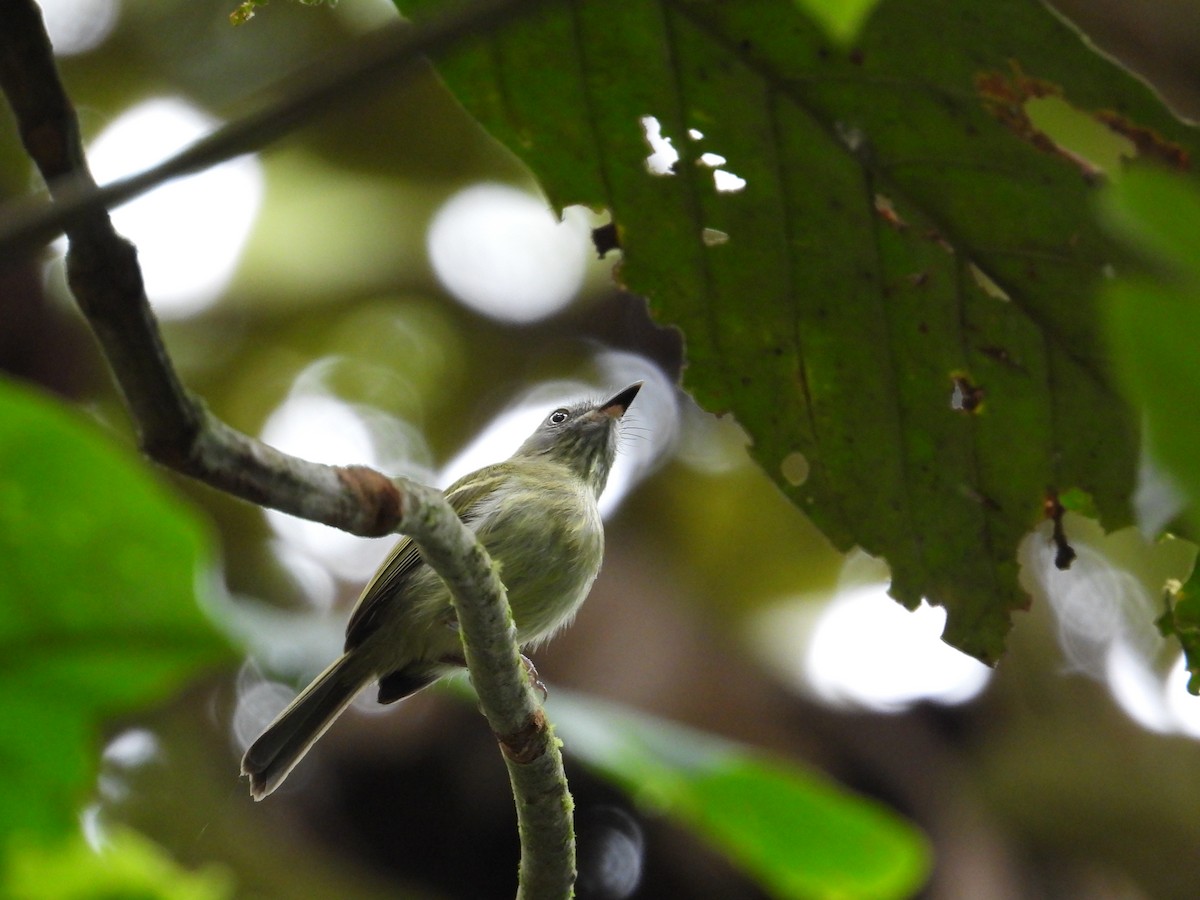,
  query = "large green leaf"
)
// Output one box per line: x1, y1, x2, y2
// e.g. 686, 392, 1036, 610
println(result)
1099, 167, 1200, 690
1100, 171, 1200, 535
0, 377, 232, 849
551, 692, 930, 899
397, 0, 1200, 661
8, 829, 234, 900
